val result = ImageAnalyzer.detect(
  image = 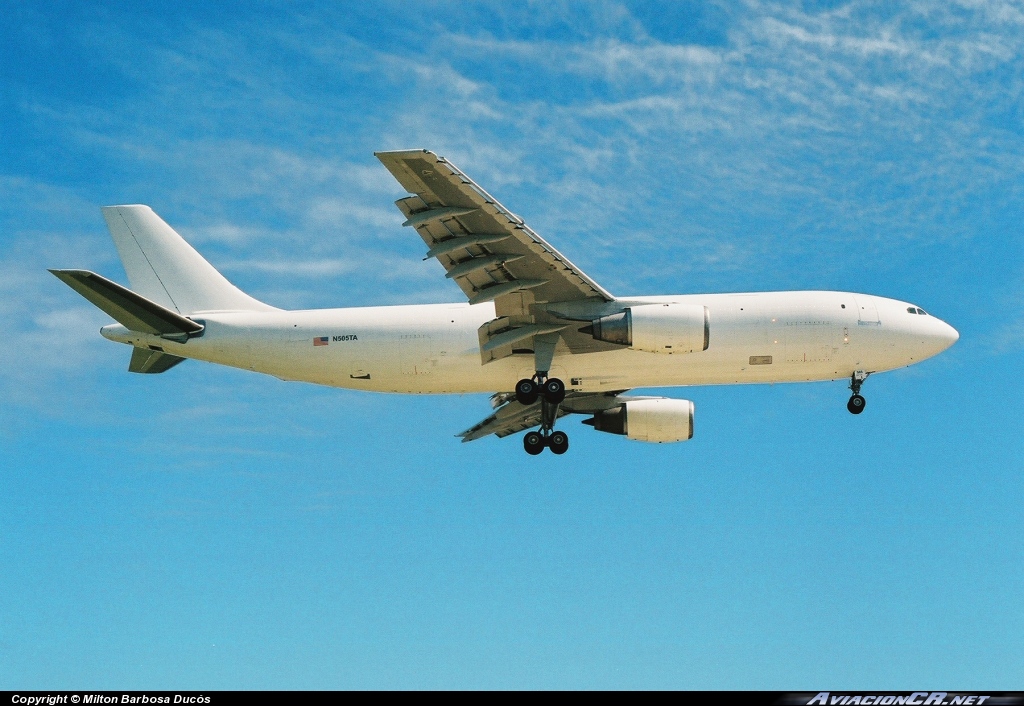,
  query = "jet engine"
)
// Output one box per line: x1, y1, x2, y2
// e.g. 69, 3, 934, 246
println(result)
583, 303, 709, 353
583, 398, 694, 443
